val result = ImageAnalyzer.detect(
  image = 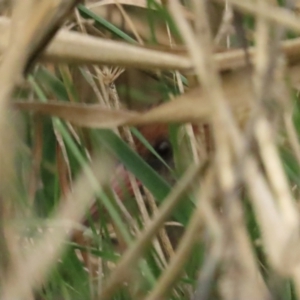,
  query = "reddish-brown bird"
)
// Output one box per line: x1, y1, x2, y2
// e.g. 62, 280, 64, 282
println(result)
87, 123, 173, 222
